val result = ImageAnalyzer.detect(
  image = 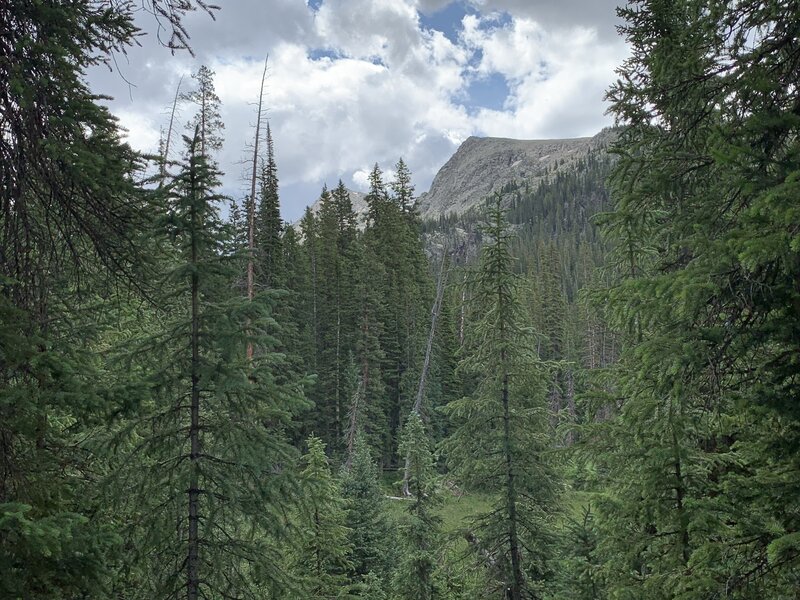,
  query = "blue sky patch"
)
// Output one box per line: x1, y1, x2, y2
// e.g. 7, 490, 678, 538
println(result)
308, 48, 340, 61
418, 1, 479, 44
464, 72, 510, 112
